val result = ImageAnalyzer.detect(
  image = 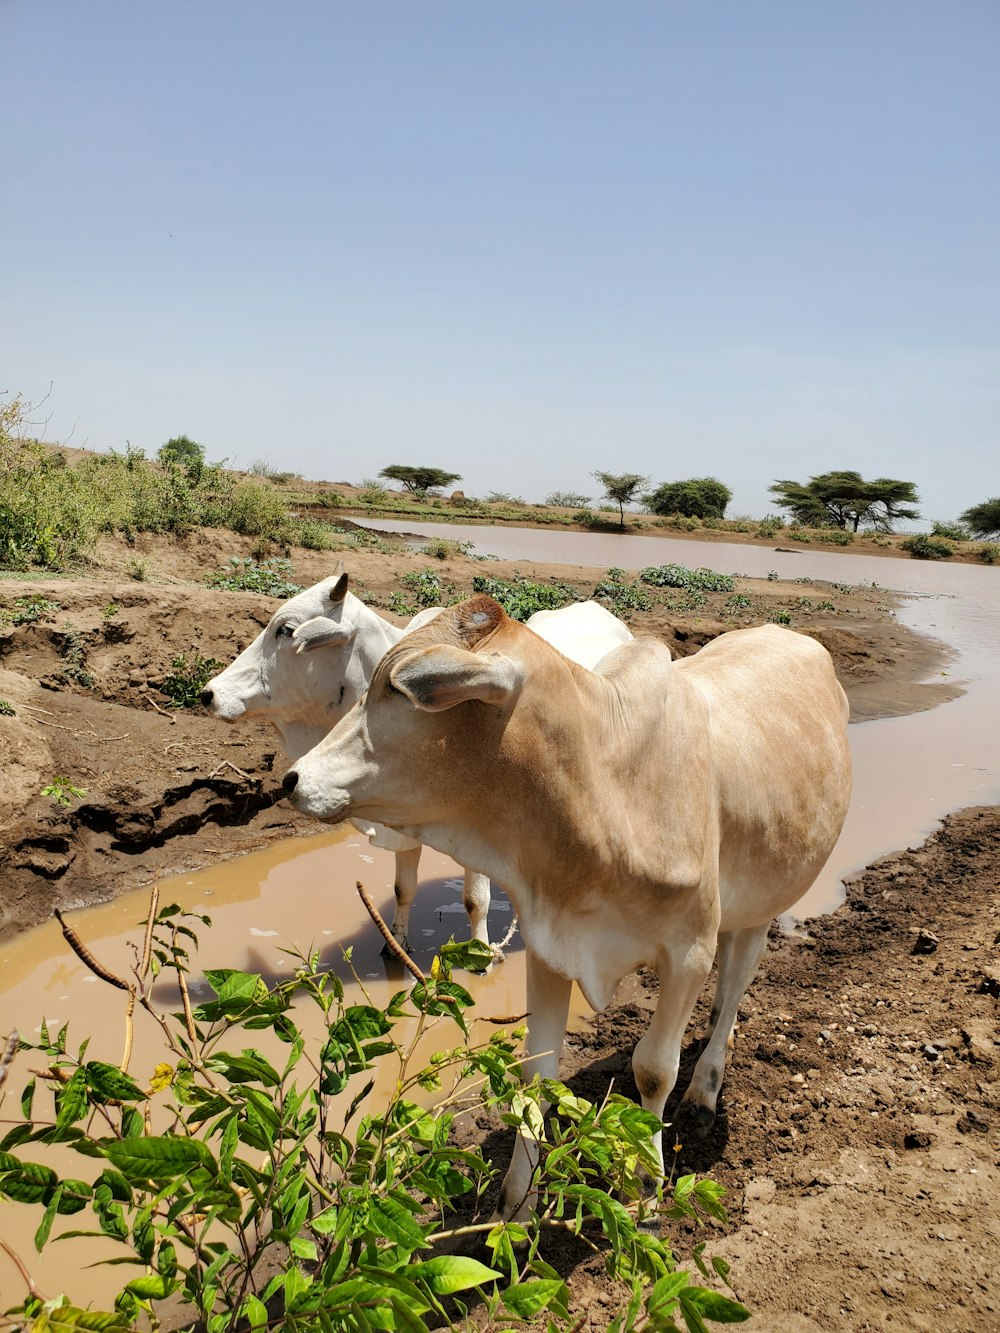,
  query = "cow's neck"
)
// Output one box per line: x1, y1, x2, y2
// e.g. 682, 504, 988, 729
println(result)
415, 640, 718, 1007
